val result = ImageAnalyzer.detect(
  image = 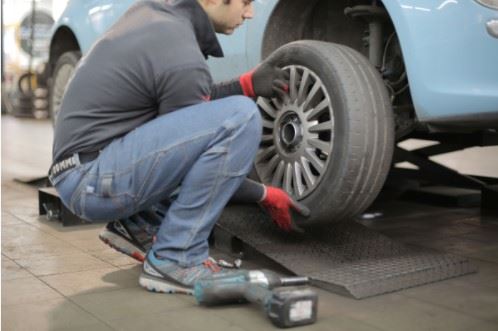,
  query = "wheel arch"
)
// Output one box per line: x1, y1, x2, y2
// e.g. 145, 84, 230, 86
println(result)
48, 26, 81, 76
260, 0, 412, 57
260, 0, 418, 137
262, 0, 374, 59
